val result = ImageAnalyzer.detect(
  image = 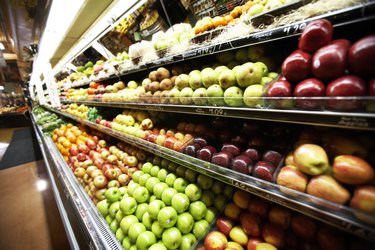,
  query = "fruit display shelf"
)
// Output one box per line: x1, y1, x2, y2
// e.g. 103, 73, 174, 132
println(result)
59, 1, 375, 90
60, 99, 375, 131
30, 113, 123, 250
43, 105, 375, 242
